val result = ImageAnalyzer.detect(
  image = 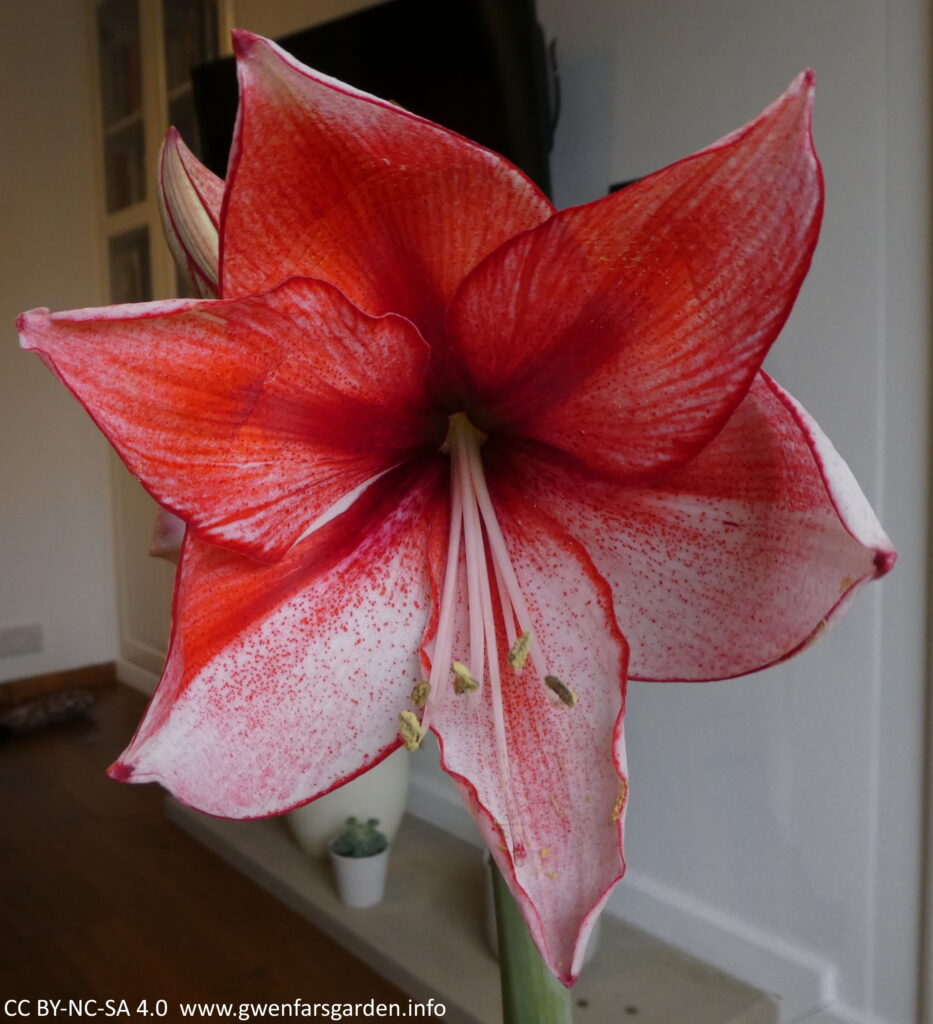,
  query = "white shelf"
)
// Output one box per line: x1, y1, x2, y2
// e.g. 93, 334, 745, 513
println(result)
167, 801, 777, 1024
